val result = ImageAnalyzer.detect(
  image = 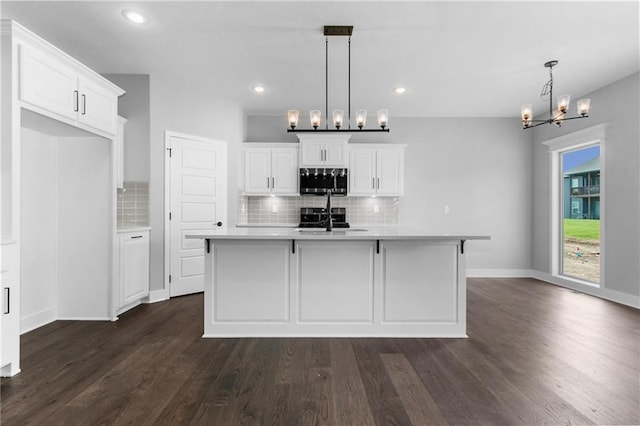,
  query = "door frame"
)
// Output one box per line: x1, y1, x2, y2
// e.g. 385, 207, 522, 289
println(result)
163, 130, 227, 297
